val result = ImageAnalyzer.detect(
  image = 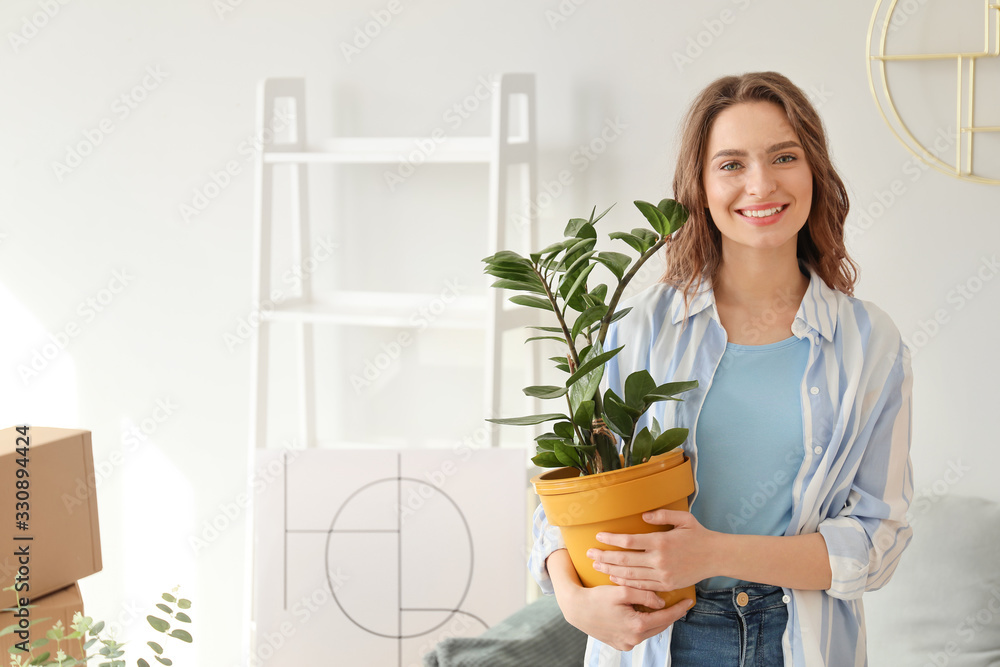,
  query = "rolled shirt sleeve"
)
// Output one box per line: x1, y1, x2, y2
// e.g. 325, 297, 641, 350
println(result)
818, 338, 914, 600
527, 502, 566, 595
